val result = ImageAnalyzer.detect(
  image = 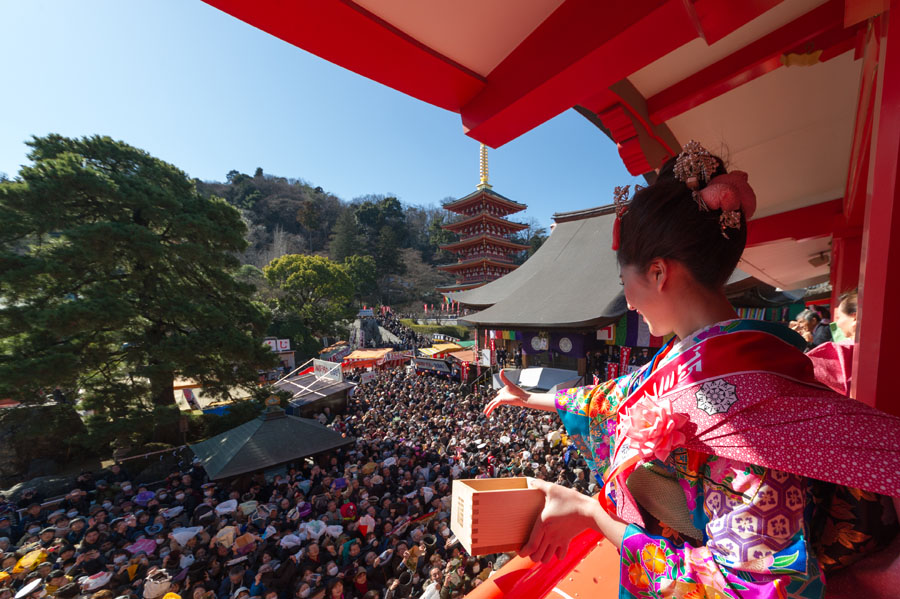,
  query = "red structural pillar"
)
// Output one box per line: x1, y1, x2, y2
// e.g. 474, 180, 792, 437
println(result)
830, 233, 862, 309
853, 3, 900, 415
